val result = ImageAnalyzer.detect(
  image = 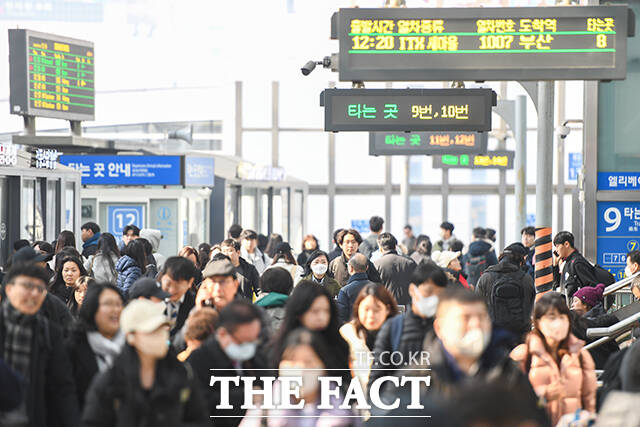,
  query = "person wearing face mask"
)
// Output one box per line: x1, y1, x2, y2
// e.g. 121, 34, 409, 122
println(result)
626, 250, 640, 280
340, 283, 398, 390
301, 250, 341, 297
433, 221, 456, 252
82, 298, 207, 427
187, 300, 268, 427
240, 328, 356, 427
368, 262, 447, 388
511, 292, 597, 425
